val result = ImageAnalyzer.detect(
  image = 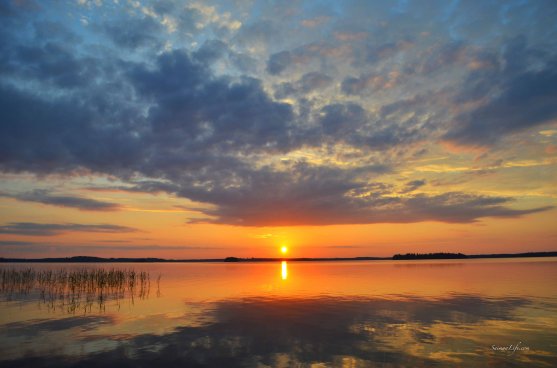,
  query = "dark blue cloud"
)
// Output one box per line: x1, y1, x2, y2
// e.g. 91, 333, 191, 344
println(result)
101, 16, 164, 50
192, 183, 551, 226
128, 50, 294, 156
274, 72, 333, 97
1, 190, 122, 211
266, 50, 291, 75
0, 223, 138, 236
445, 37, 557, 146
298, 72, 333, 93
400, 179, 426, 194
194, 39, 228, 64
0, 241, 223, 253
319, 103, 367, 136
0, 83, 143, 174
